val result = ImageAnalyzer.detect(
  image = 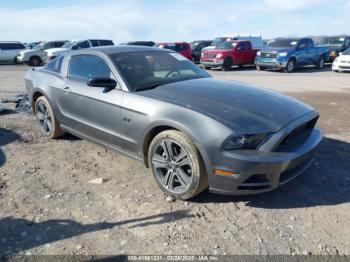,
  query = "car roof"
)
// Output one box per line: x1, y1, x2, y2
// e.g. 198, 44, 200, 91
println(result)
70, 45, 172, 55
0, 41, 23, 43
